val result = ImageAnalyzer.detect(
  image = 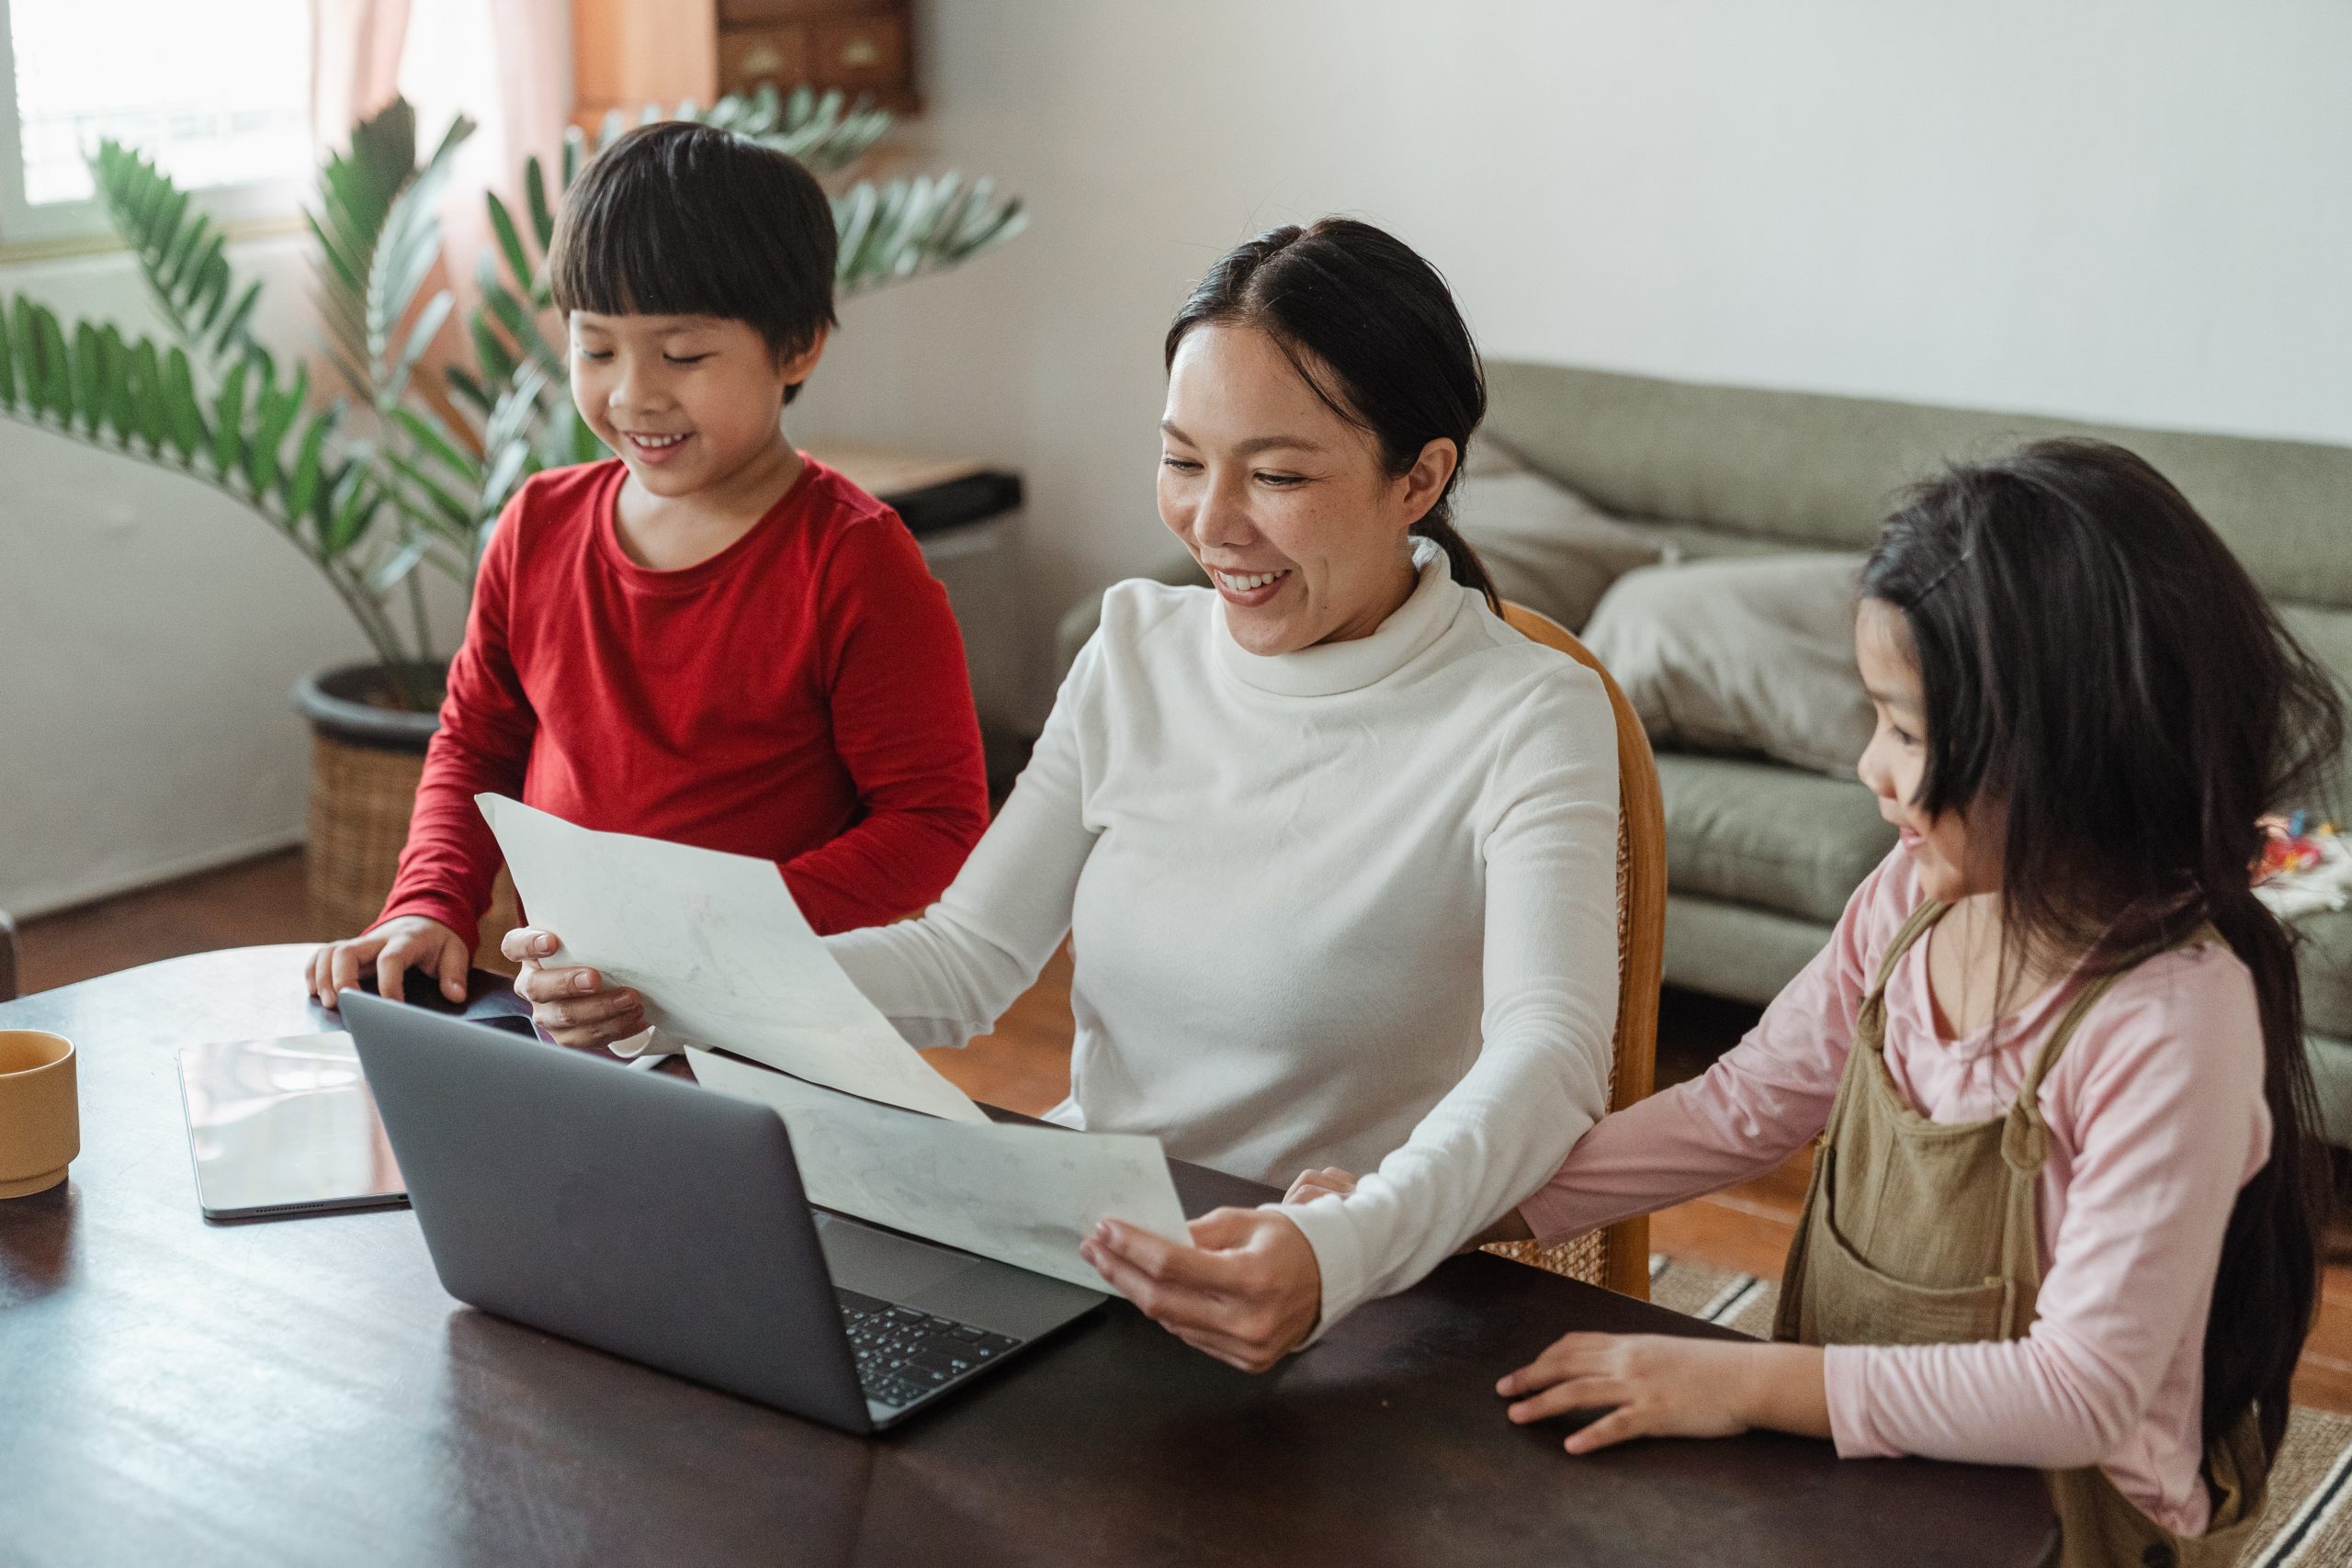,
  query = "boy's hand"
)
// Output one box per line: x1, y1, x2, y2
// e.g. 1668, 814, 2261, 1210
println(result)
503, 926, 648, 1051
310, 917, 469, 1010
